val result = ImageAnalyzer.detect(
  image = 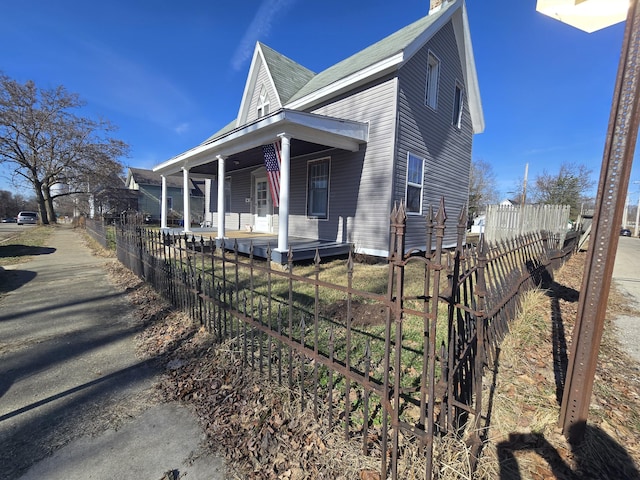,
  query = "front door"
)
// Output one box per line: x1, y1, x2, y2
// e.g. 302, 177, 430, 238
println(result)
254, 176, 271, 232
